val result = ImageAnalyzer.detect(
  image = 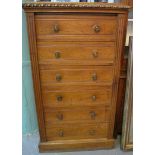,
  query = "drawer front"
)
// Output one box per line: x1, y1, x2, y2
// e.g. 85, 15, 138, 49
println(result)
46, 123, 109, 141
44, 106, 110, 124
35, 15, 117, 36
42, 89, 112, 108
40, 66, 113, 84
37, 42, 115, 65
